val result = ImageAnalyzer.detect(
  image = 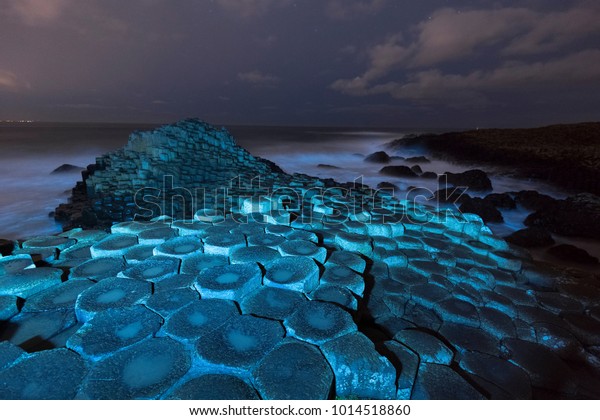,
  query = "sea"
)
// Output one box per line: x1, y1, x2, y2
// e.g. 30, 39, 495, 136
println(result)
0, 122, 597, 269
